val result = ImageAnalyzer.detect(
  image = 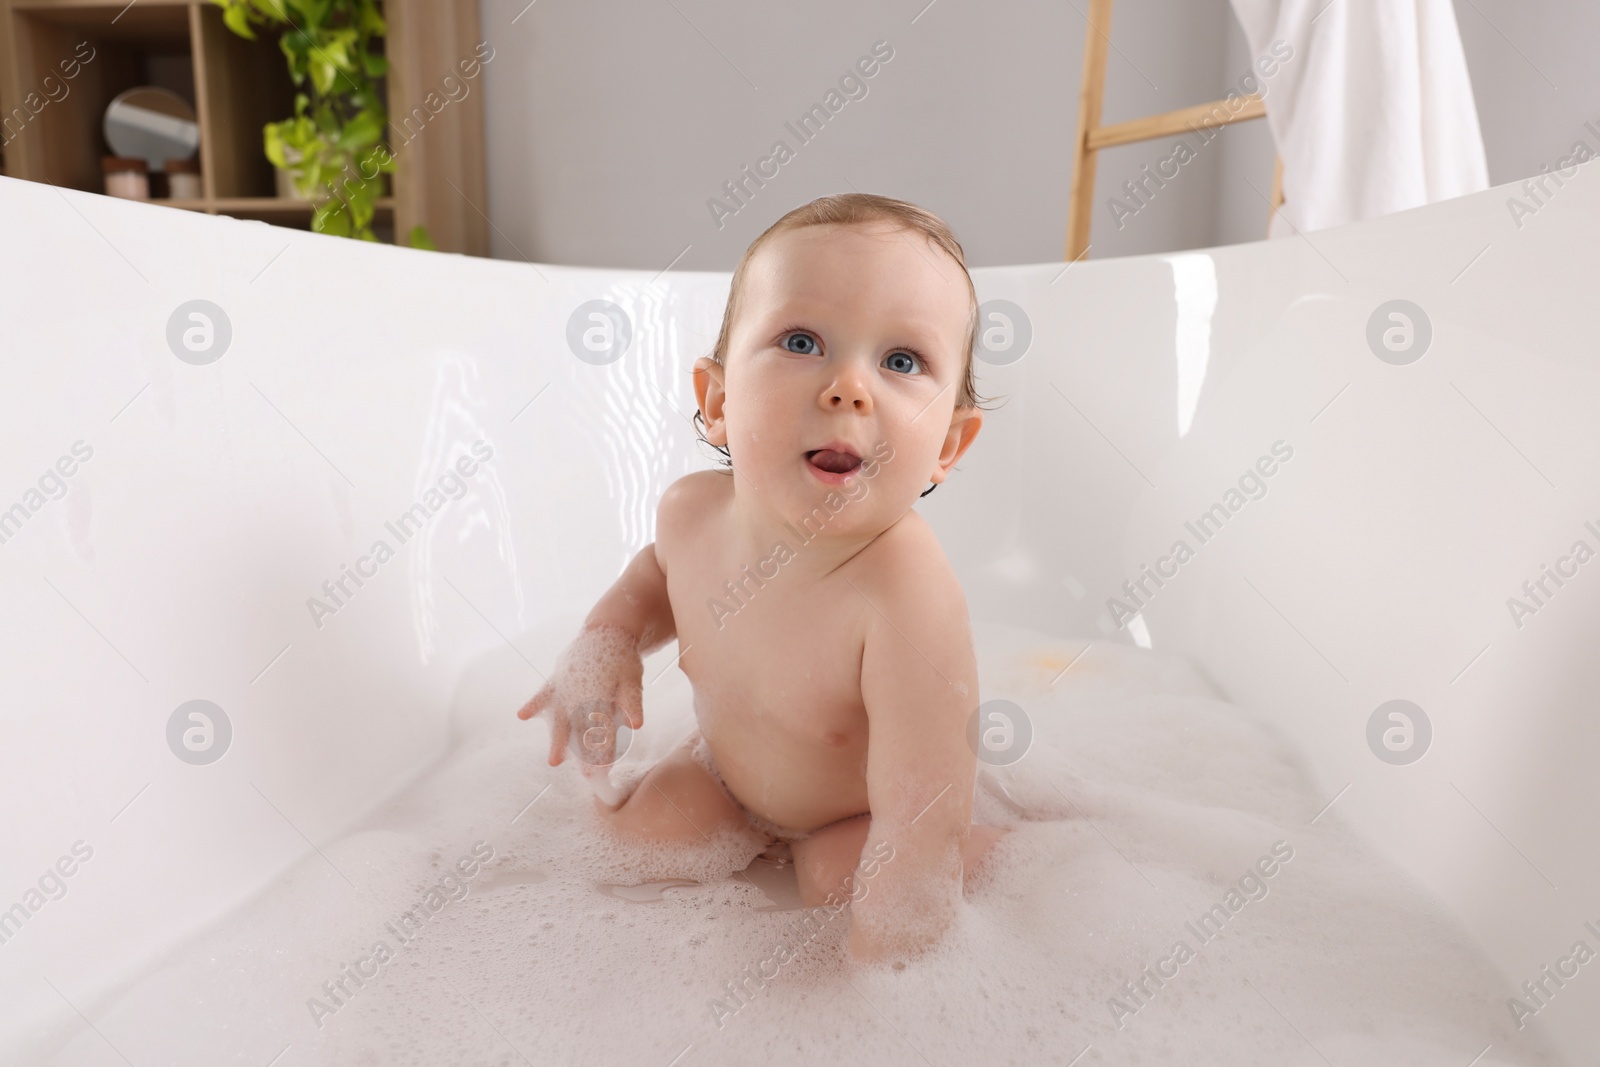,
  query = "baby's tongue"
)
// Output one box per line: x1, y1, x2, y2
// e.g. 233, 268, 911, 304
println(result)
809, 450, 860, 473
